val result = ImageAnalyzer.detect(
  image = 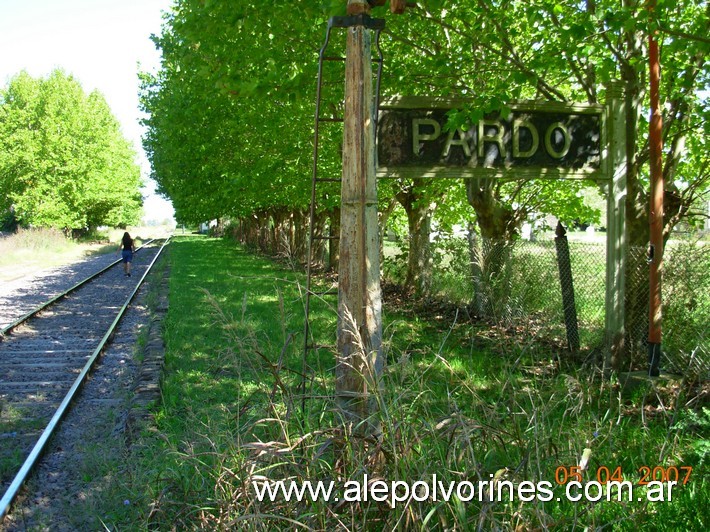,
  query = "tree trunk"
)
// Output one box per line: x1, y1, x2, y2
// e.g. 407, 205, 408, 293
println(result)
292, 209, 308, 264
465, 178, 523, 240
467, 225, 486, 316
378, 197, 398, 267
256, 211, 270, 253
467, 230, 515, 320
311, 210, 327, 270
272, 208, 290, 257
395, 181, 434, 297
465, 178, 523, 319
405, 201, 433, 297
286, 211, 296, 260
243, 215, 258, 249
617, 22, 650, 370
